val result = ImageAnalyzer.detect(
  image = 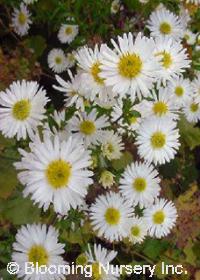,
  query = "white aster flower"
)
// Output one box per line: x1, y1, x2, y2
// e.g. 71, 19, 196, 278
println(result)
99, 170, 115, 188
167, 76, 193, 107
182, 98, 200, 123
12, 3, 32, 36
144, 198, 178, 238
147, 6, 185, 41
14, 134, 93, 215
136, 117, 180, 165
192, 74, 200, 103
101, 130, 124, 160
154, 37, 191, 85
58, 24, 79, 44
69, 109, 109, 147
119, 162, 161, 208
90, 192, 134, 242
0, 80, 48, 140
135, 87, 179, 120
75, 45, 115, 103
12, 224, 65, 280
100, 32, 160, 100
183, 29, 196, 45
53, 71, 87, 111
47, 49, 67, 73
128, 217, 148, 244
85, 244, 118, 280
111, 0, 120, 14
